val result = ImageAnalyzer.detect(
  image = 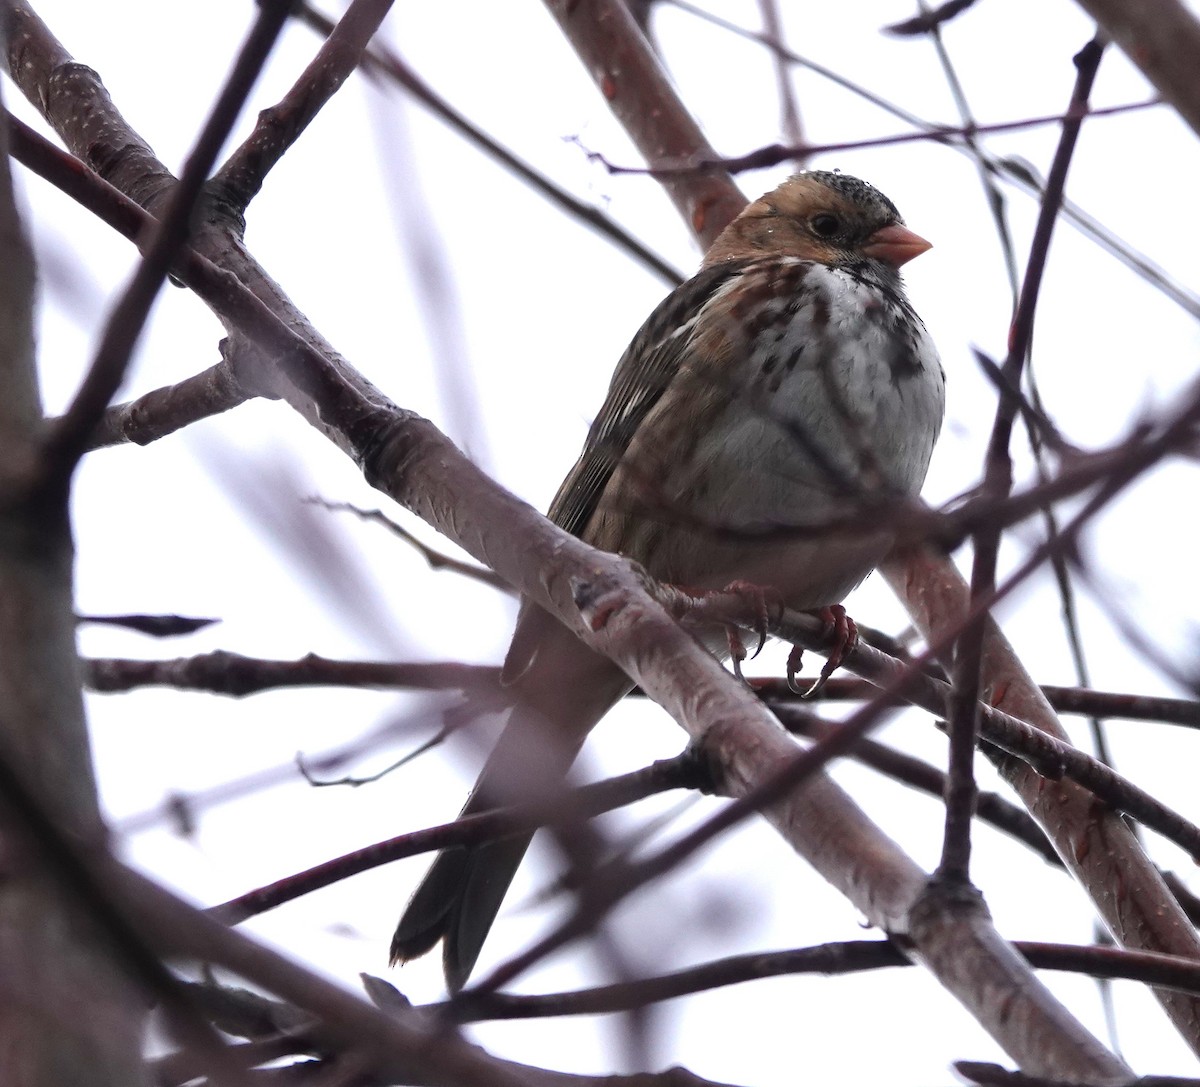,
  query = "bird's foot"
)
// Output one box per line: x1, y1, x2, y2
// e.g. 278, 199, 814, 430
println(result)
787, 605, 859, 697
718, 580, 780, 682
662, 579, 781, 684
